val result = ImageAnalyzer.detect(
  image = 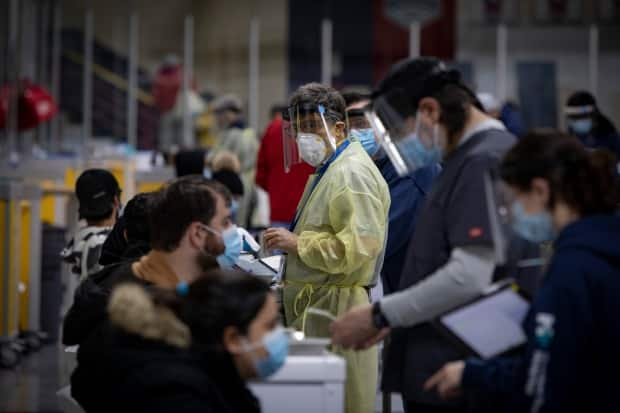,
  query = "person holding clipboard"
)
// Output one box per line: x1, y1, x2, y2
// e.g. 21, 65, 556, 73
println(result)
331, 57, 517, 413
425, 132, 620, 412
